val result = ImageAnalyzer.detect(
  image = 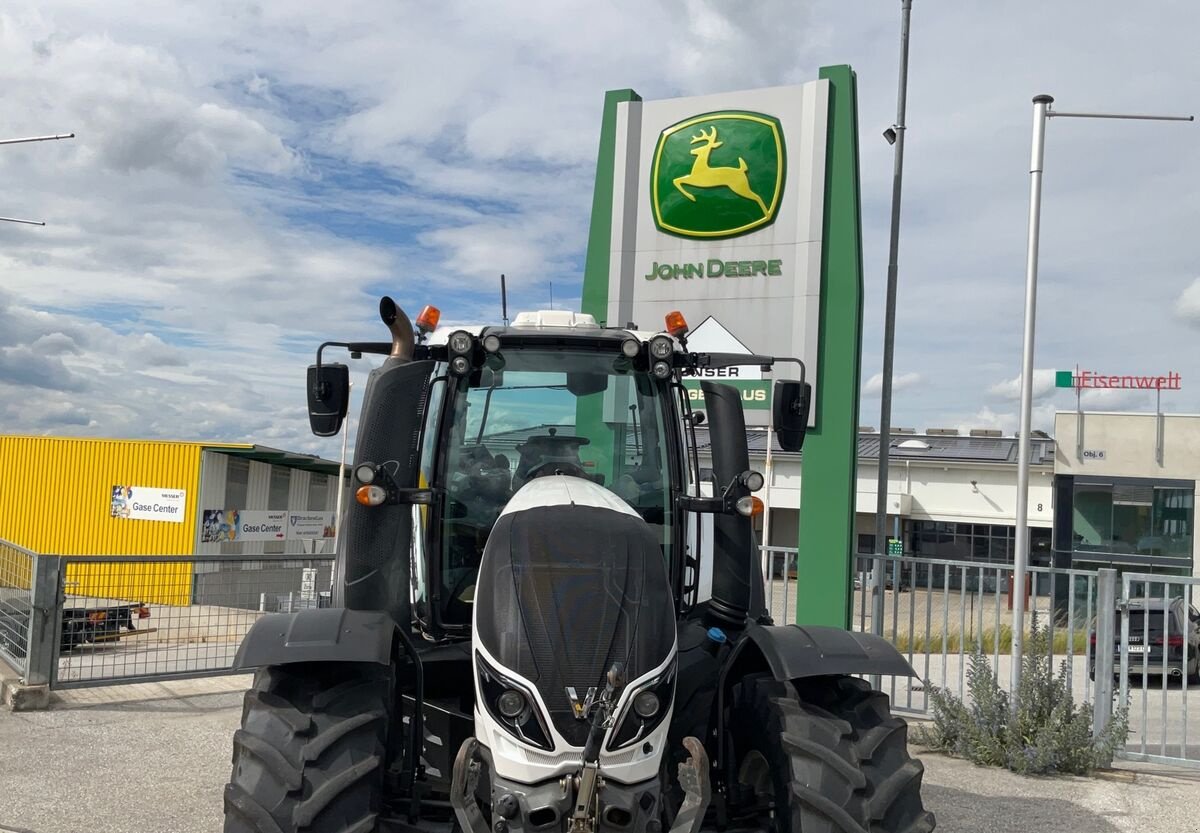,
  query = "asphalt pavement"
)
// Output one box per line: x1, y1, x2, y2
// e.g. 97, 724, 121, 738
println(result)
1, 676, 1198, 833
